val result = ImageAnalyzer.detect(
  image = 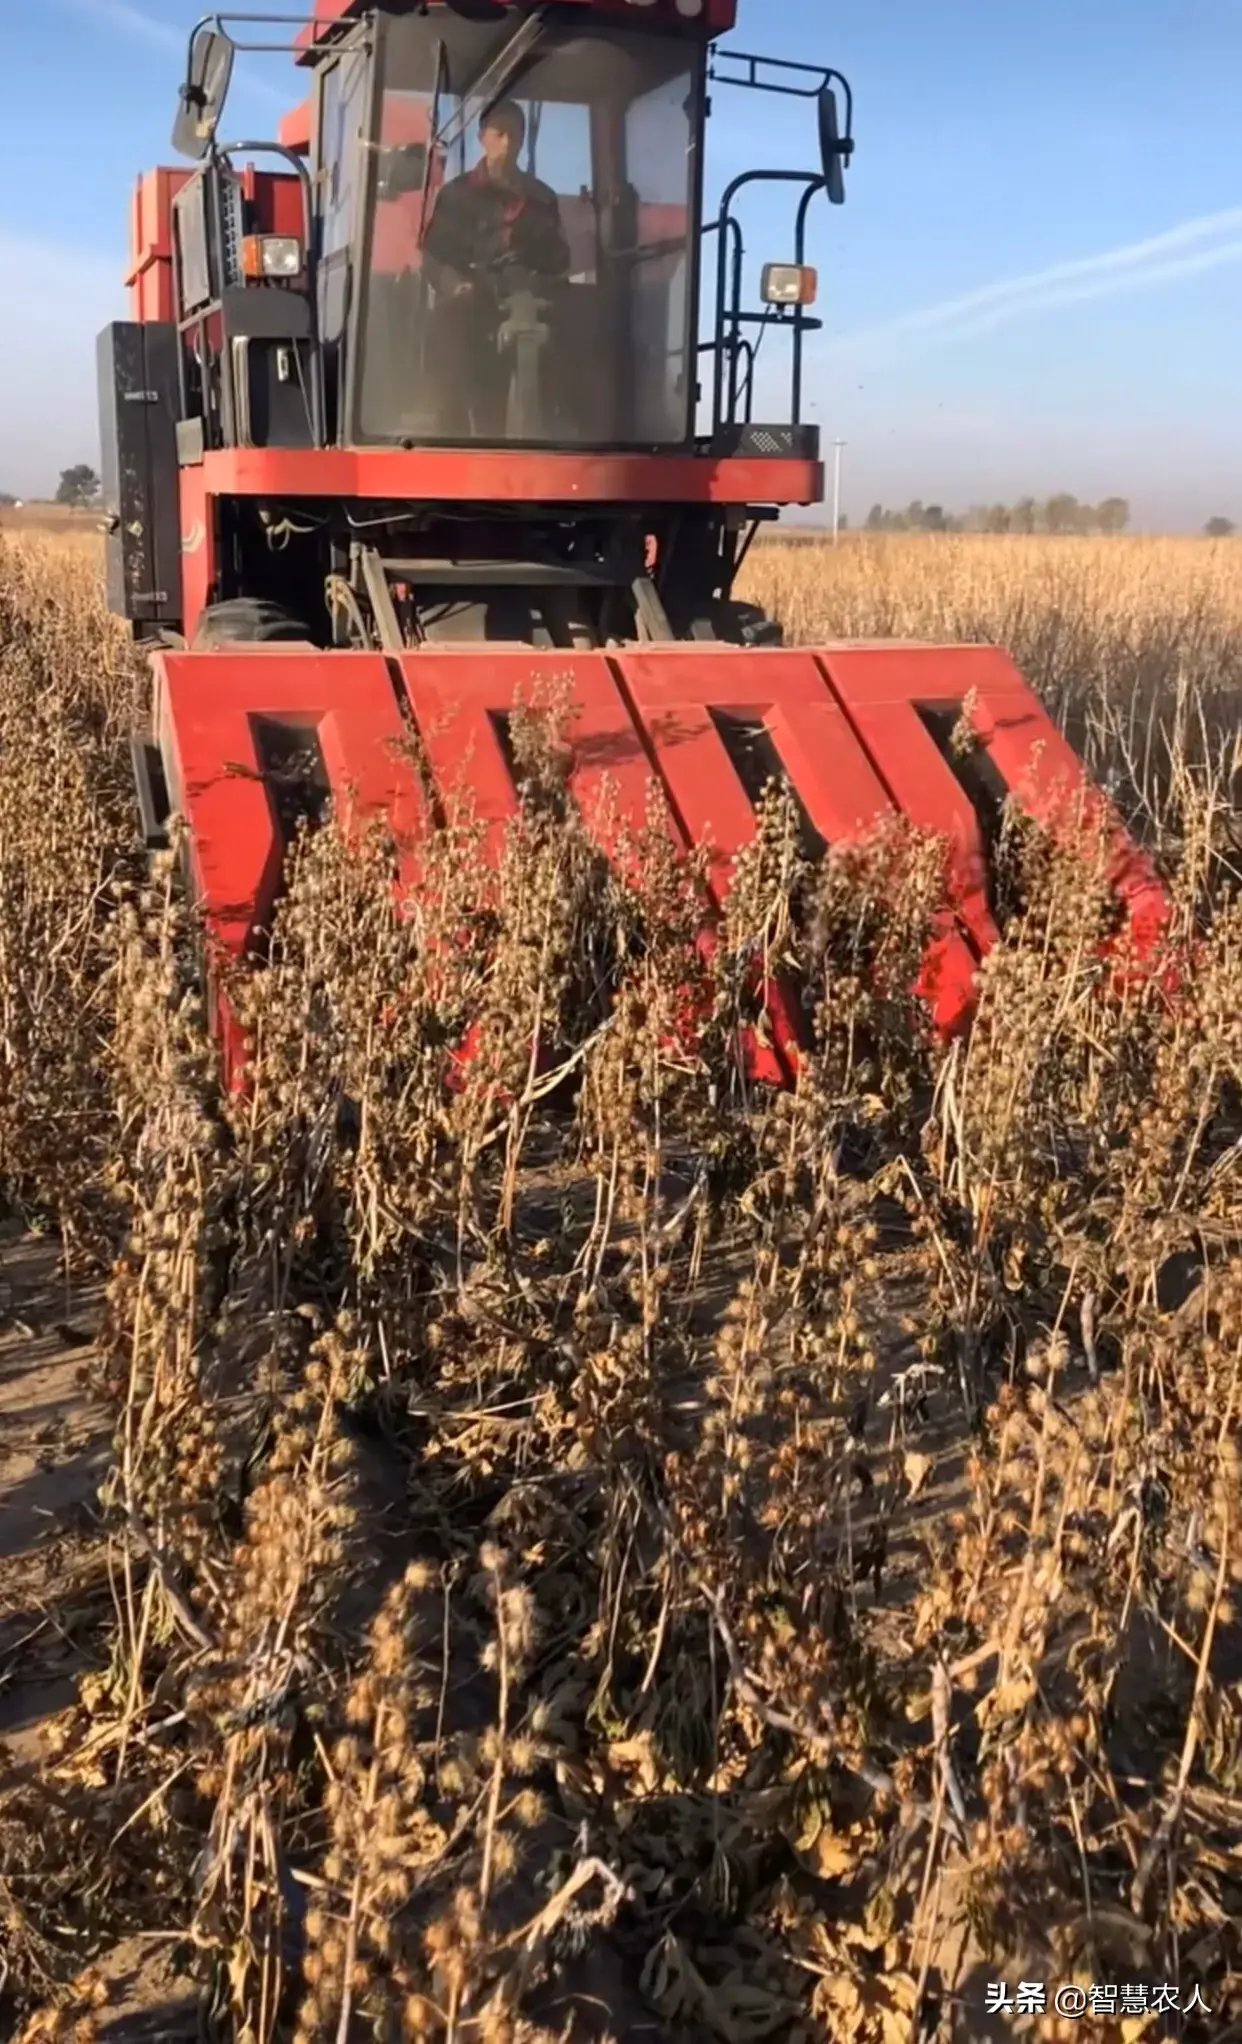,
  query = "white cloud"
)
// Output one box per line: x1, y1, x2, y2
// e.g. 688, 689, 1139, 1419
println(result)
0, 229, 125, 497
827, 207, 1242, 360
